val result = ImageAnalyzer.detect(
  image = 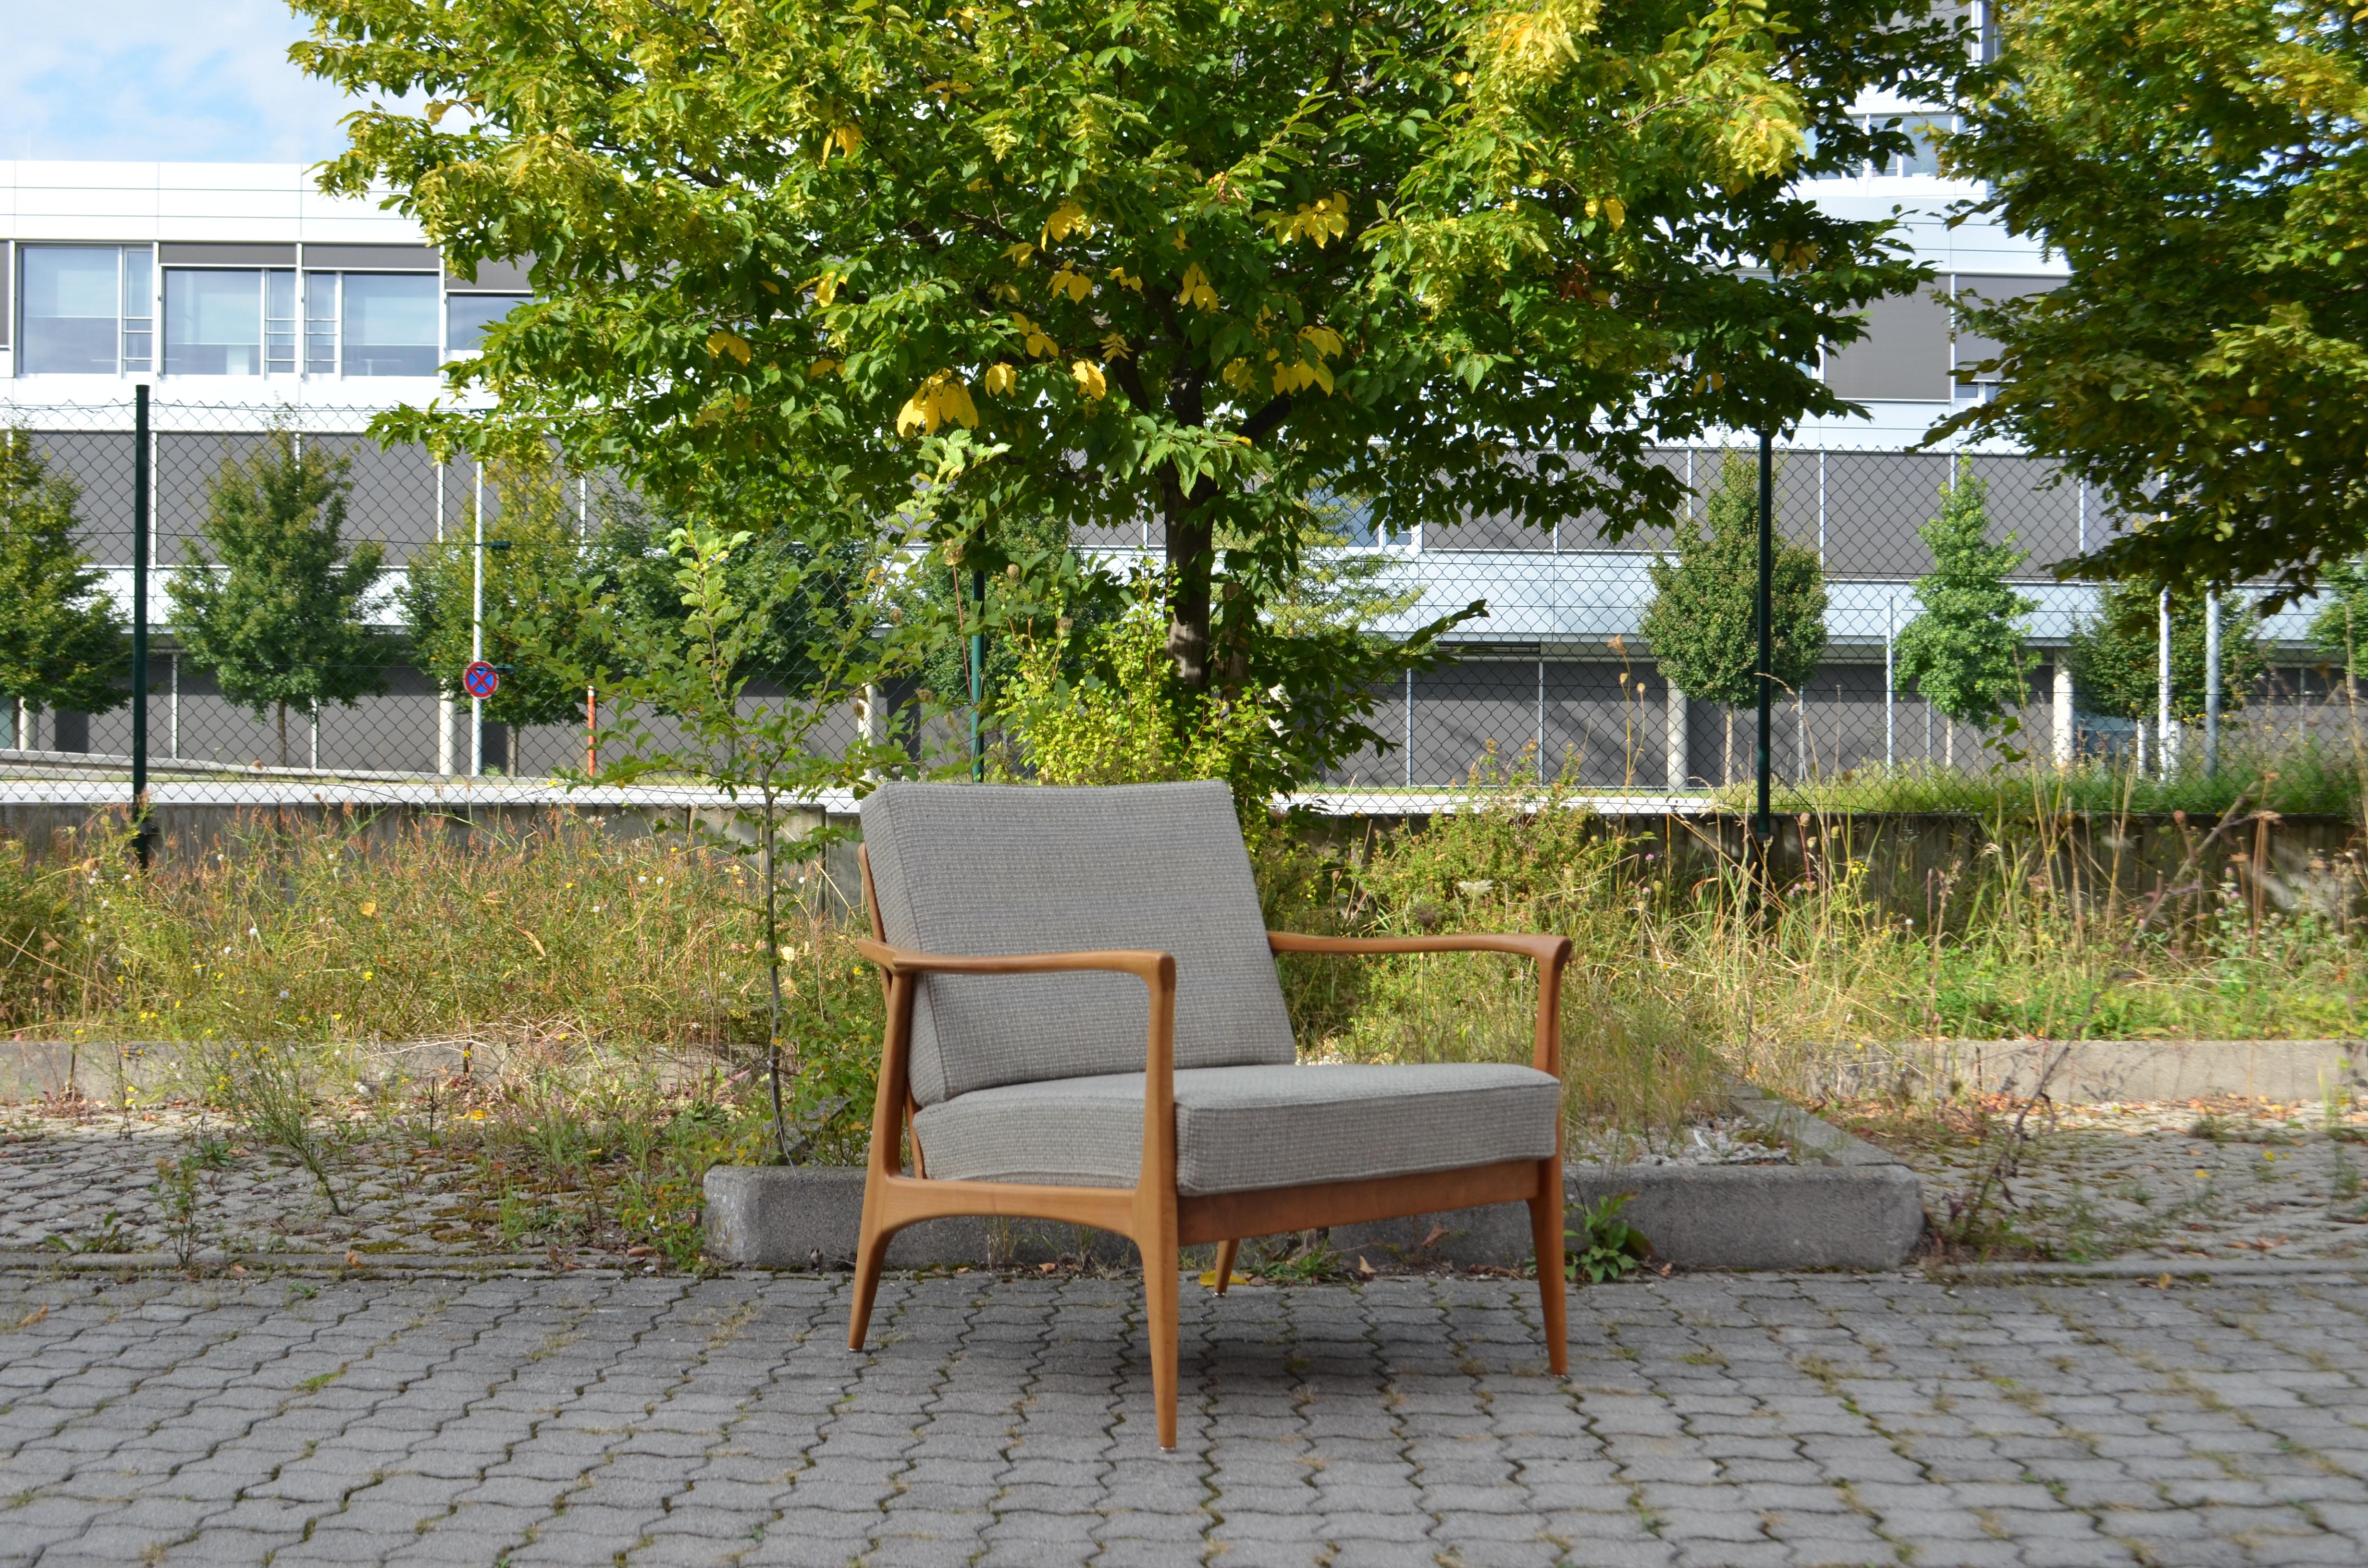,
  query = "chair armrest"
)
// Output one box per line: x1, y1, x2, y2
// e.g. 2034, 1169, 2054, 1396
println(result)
1266, 930, 1573, 1078
1266, 931, 1570, 967
853, 938, 1181, 1199
855, 938, 1173, 987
